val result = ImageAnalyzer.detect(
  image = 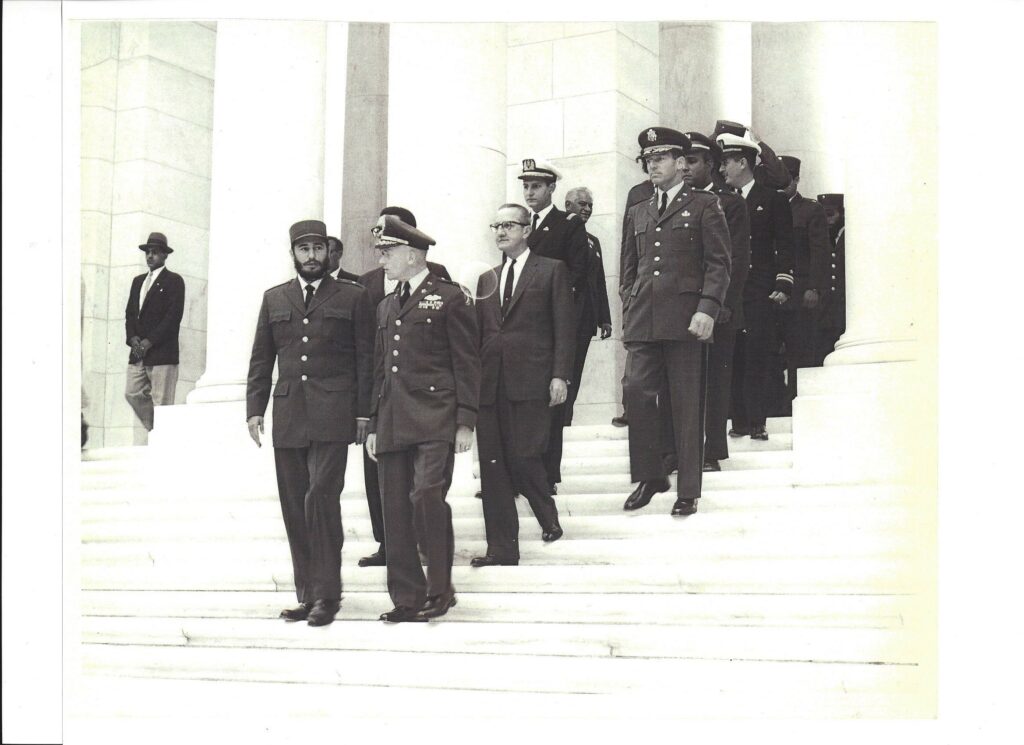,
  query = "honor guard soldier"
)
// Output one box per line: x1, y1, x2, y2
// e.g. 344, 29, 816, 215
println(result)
815, 193, 846, 363
518, 158, 589, 493
778, 156, 830, 400
711, 120, 792, 190
355, 206, 451, 569
620, 127, 731, 516
718, 132, 795, 441
246, 219, 375, 627
366, 215, 480, 623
